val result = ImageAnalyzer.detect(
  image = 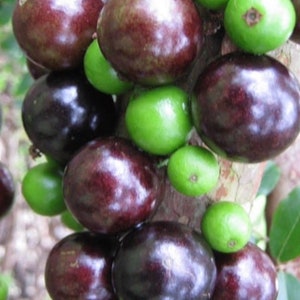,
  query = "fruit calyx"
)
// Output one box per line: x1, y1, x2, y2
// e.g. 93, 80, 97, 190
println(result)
243, 7, 263, 26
